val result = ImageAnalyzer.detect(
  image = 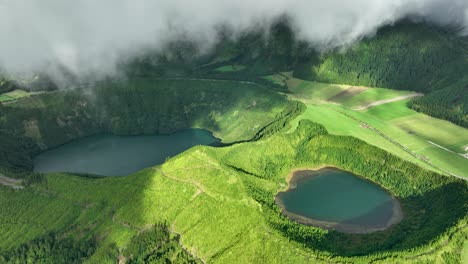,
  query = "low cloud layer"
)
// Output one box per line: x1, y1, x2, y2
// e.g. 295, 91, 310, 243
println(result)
1, 0, 467, 79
